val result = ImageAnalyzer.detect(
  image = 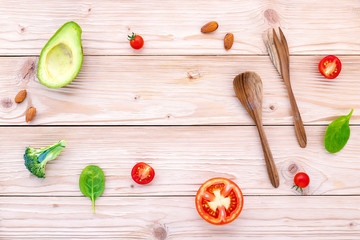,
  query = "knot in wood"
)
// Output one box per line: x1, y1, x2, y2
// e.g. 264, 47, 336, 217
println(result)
1, 97, 13, 109
187, 71, 201, 80
20, 58, 36, 84
153, 225, 167, 240
18, 25, 26, 34
288, 163, 298, 174
264, 9, 279, 24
